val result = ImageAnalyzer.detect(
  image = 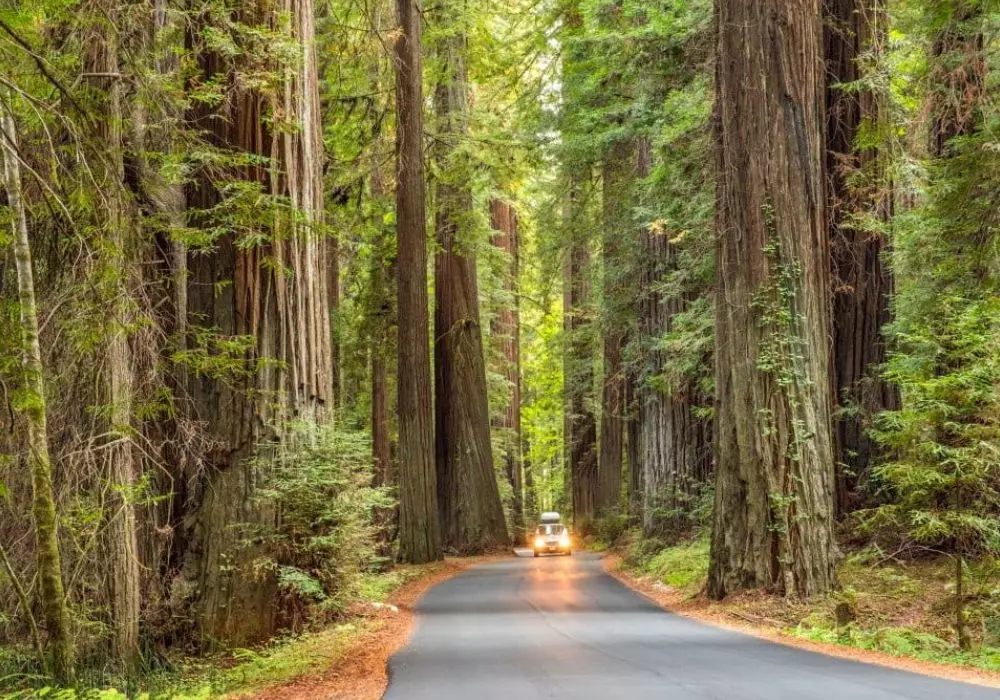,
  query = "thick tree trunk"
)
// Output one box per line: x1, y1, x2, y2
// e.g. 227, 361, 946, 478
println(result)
82, 15, 141, 666
0, 103, 75, 685
433, 26, 508, 553
597, 141, 630, 515
564, 185, 599, 530
182, 0, 334, 643
394, 0, 441, 564
490, 199, 524, 539
709, 0, 837, 599
824, 0, 898, 514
